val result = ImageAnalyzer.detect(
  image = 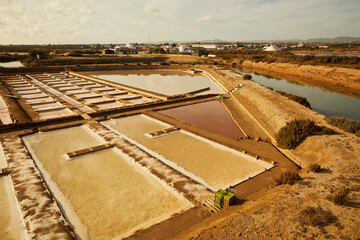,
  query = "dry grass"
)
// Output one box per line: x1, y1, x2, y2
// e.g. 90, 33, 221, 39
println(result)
272, 172, 301, 186
299, 206, 338, 229
309, 164, 321, 173
332, 188, 351, 205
